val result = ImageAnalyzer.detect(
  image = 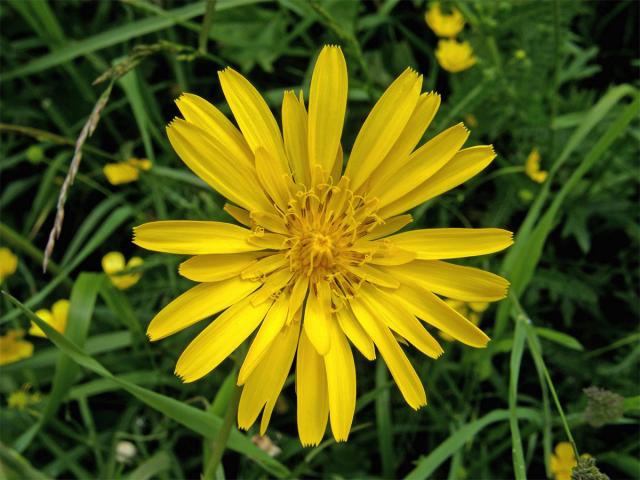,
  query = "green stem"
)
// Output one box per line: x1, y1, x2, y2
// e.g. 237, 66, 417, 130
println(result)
511, 295, 579, 458
202, 383, 242, 480
198, 0, 217, 54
